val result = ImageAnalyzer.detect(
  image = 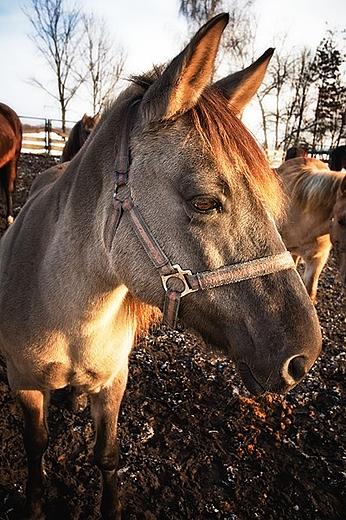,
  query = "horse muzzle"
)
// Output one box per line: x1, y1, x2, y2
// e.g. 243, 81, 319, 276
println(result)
238, 353, 315, 396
